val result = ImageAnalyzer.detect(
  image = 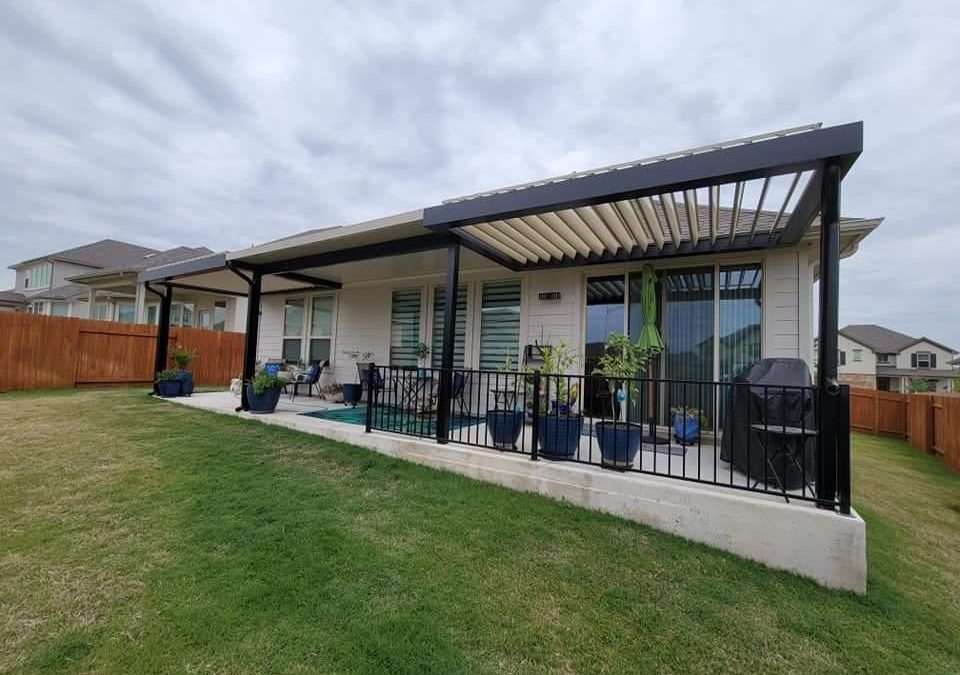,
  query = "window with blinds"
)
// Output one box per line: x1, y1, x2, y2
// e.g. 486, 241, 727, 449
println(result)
390, 289, 422, 367
282, 298, 304, 364
479, 280, 521, 371
718, 264, 762, 381
431, 285, 467, 368
309, 296, 334, 364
